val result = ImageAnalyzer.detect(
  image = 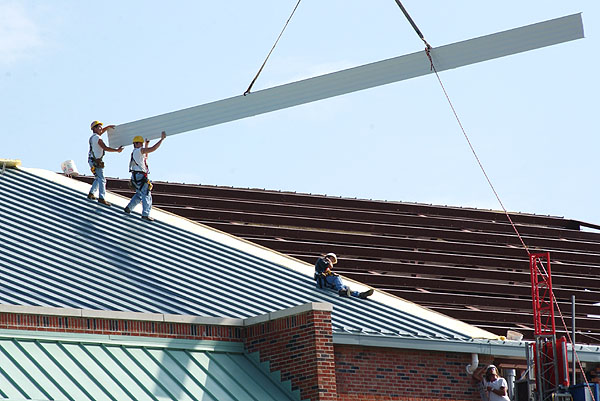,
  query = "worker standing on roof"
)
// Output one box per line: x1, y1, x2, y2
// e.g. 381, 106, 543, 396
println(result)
124, 131, 166, 221
87, 121, 123, 206
314, 253, 374, 299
